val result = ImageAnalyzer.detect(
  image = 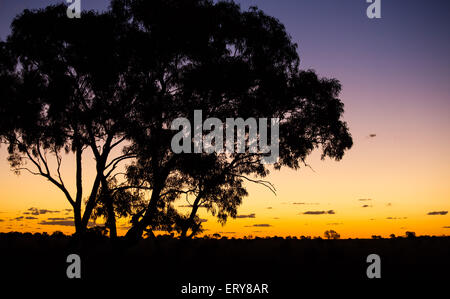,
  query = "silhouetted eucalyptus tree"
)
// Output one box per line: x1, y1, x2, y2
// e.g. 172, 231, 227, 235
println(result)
1, 0, 352, 242
109, 0, 353, 242
0, 5, 136, 238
